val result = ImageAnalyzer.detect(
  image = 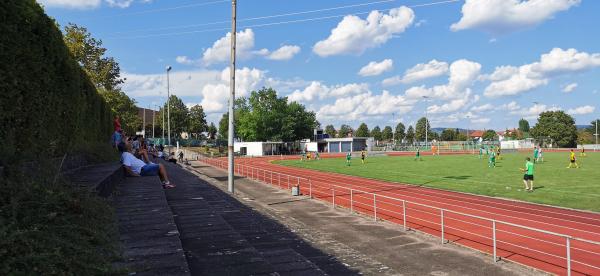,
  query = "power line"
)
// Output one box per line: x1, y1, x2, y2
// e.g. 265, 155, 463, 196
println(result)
86, 0, 229, 20
111, 0, 397, 35
109, 0, 461, 40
